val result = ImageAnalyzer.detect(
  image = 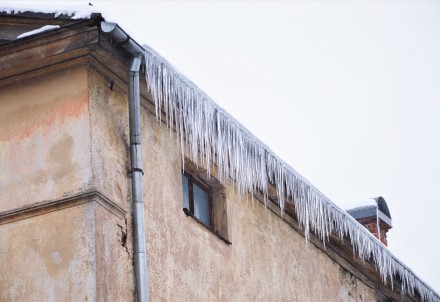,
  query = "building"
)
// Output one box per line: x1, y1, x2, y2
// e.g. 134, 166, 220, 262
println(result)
1, 8, 439, 302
